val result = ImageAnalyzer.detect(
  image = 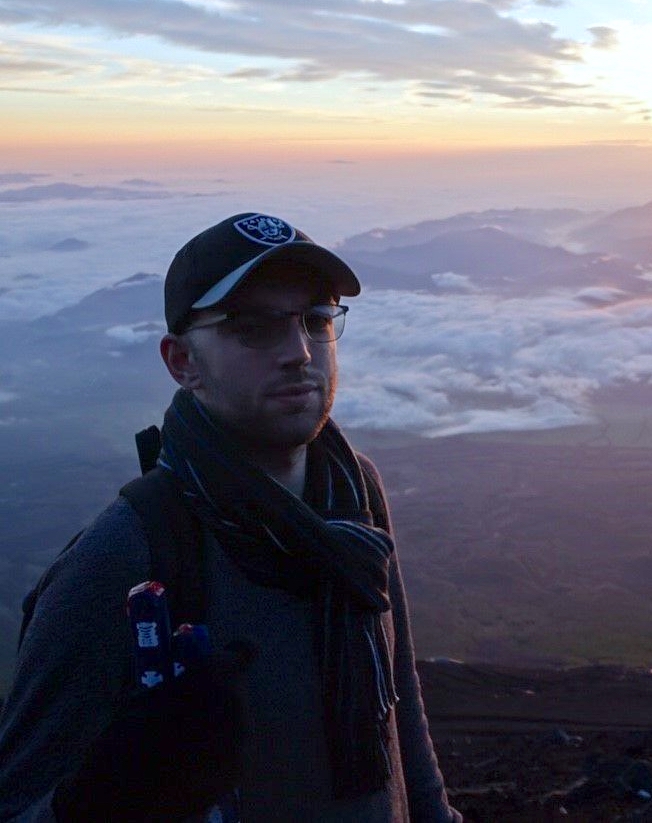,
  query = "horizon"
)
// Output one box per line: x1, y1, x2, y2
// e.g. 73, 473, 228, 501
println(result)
3, 0, 652, 276
1, 0, 651, 194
